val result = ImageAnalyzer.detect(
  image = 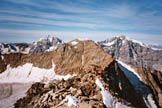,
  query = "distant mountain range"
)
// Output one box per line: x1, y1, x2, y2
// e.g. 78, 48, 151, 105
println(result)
0, 36, 63, 54
98, 36, 162, 72
148, 44, 162, 49
0, 36, 161, 108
